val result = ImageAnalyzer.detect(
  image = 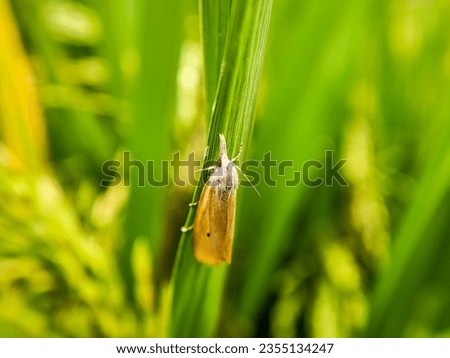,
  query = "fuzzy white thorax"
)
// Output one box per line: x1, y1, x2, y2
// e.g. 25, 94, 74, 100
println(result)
208, 134, 239, 199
